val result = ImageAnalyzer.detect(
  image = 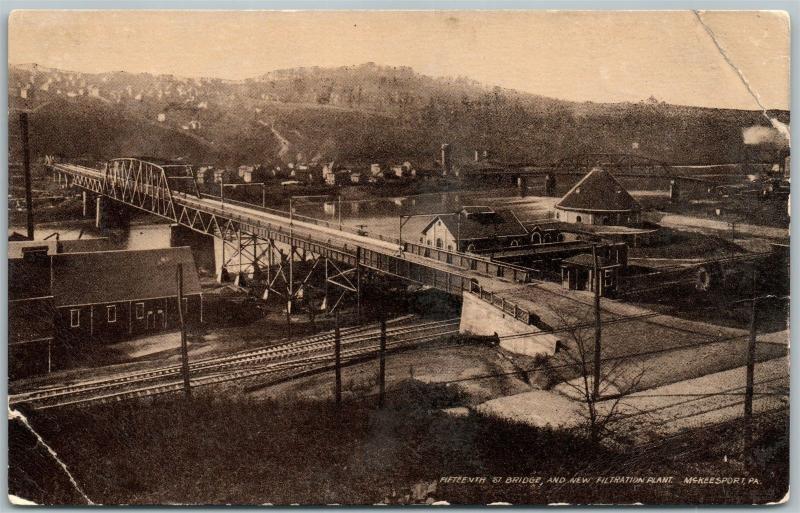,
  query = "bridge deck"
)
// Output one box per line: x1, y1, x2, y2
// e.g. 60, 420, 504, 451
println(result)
50, 162, 535, 300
